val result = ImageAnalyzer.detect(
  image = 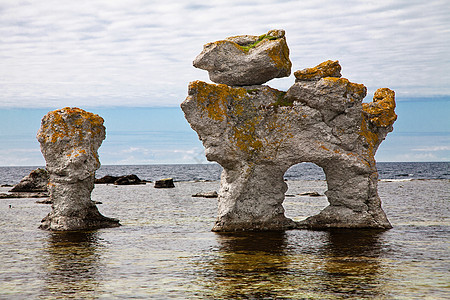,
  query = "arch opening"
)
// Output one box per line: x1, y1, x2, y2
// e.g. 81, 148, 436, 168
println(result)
282, 162, 328, 223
